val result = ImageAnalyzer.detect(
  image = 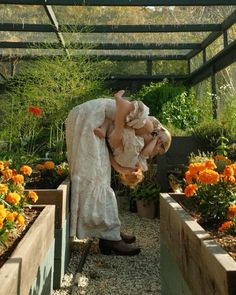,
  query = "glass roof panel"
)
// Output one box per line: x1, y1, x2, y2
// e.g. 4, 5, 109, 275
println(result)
0, 4, 50, 23
53, 6, 236, 25
63, 32, 209, 43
